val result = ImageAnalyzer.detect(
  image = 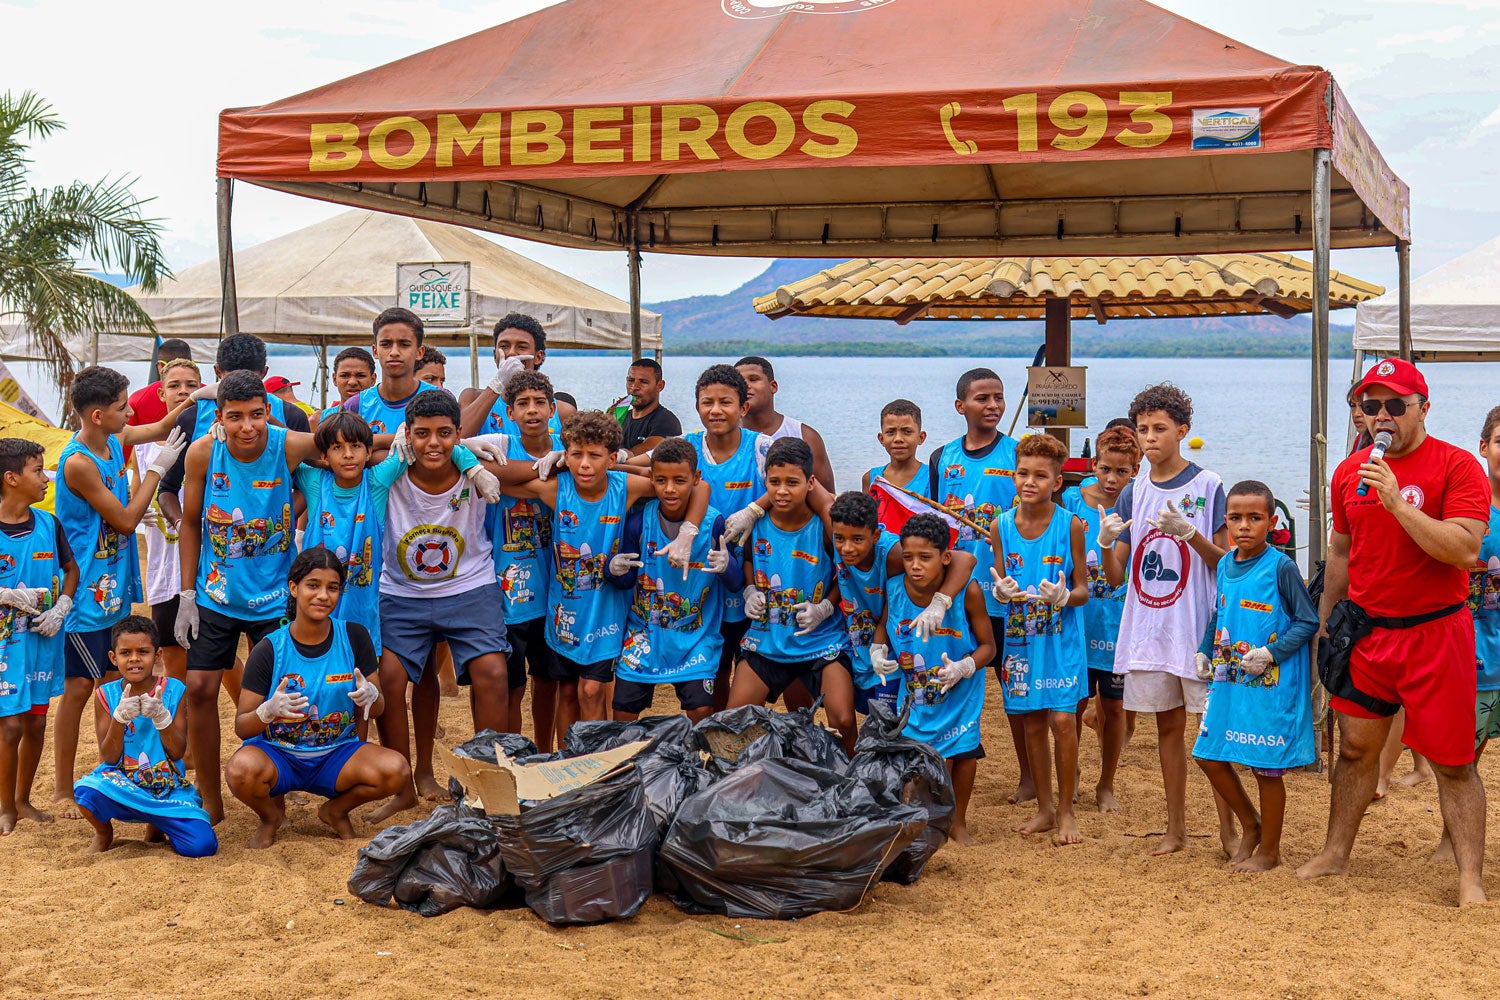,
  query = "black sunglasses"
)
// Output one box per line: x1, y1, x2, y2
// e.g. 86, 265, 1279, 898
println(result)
1358, 398, 1416, 418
